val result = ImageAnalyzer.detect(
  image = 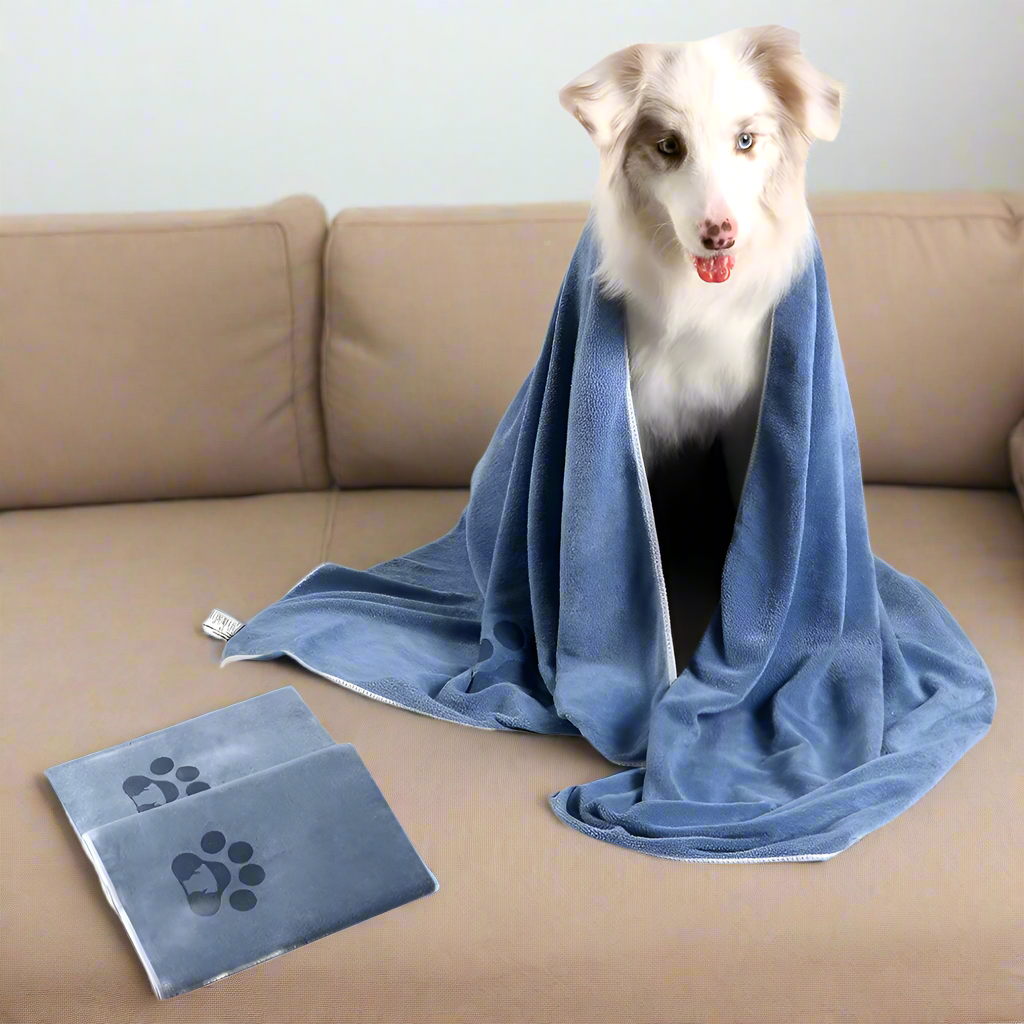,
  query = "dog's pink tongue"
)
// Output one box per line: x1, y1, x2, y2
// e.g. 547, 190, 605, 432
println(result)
692, 253, 735, 283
